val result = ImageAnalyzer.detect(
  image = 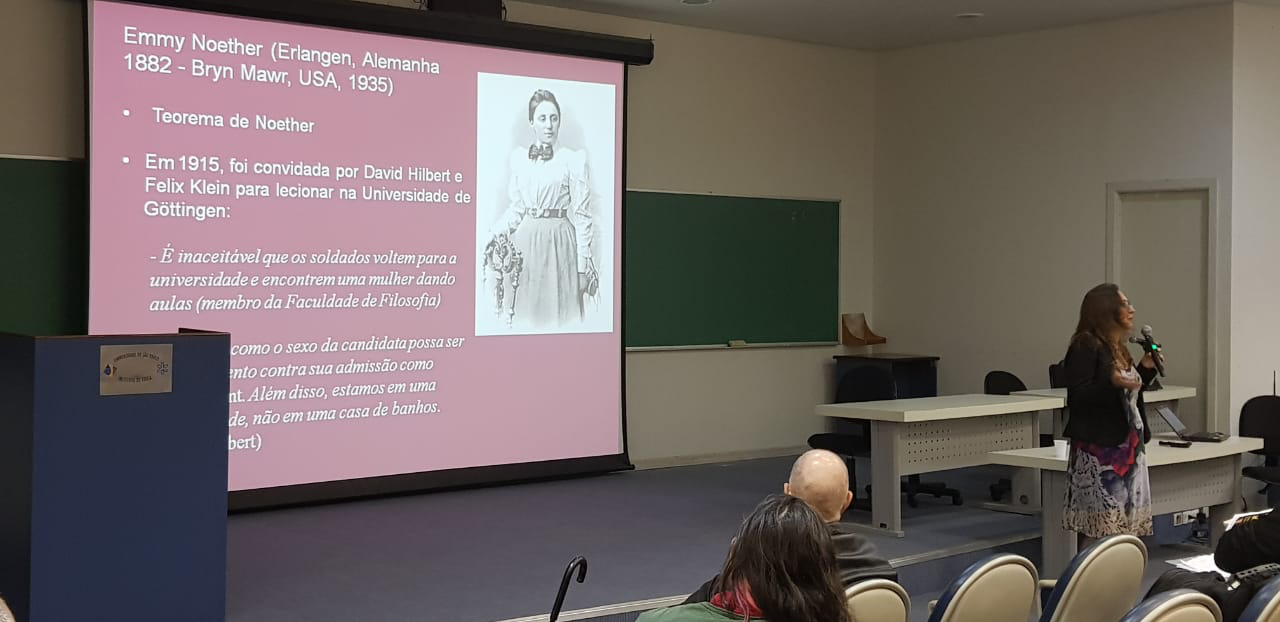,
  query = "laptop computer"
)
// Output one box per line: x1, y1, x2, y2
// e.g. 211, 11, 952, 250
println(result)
1155, 405, 1228, 442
